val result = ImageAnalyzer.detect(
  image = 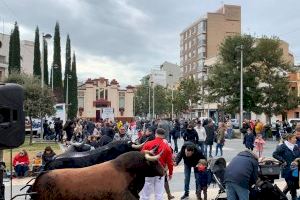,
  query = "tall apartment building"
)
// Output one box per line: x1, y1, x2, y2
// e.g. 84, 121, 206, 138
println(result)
0, 33, 34, 81
180, 4, 241, 80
